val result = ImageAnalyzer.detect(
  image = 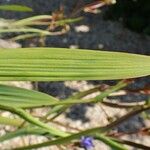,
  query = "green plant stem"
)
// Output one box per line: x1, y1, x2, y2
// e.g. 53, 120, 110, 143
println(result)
0, 28, 52, 35
0, 126, 49, 142
10, 33, 39, 41
71, 85, 105, 99
0, 105, 69, 137
0, 116, 23, 127
12, 15, 52, 26
45, 80, 127, 120
12, 104, 150, 150
95, 134, 127, 150
61, 80, 126, 105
